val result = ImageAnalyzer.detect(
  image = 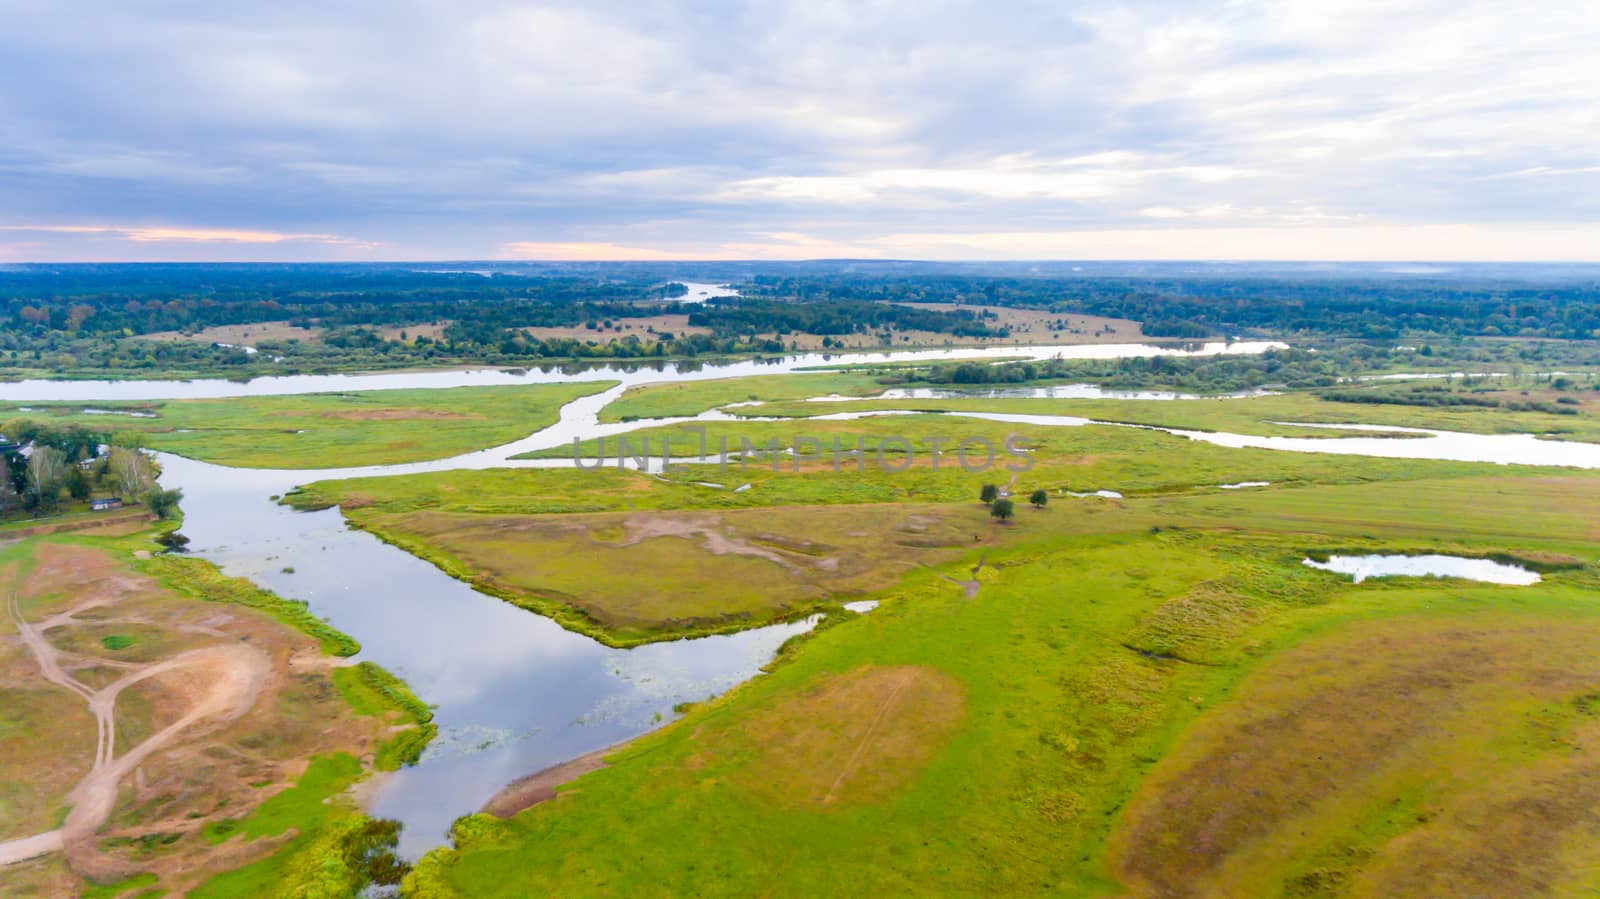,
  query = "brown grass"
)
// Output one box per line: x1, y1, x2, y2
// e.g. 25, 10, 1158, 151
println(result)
520, 314, 709, 342
386, 503, 991, 634
765, 305, 1143, 350
1110, 613, 1600, 898
719, 665, 966, 807
138, 322, 319, 345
